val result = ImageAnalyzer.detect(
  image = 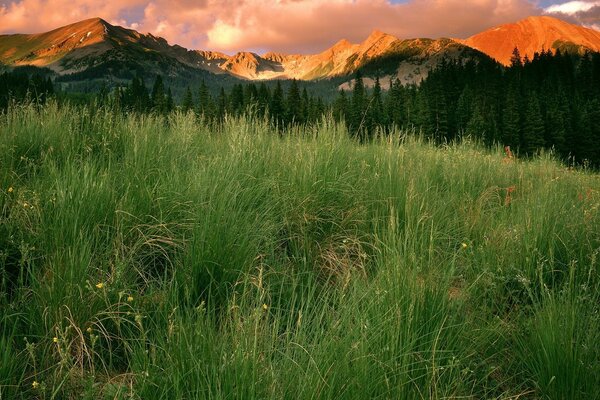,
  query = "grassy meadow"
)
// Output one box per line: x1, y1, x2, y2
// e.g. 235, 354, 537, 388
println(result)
1, 103, 599, 399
